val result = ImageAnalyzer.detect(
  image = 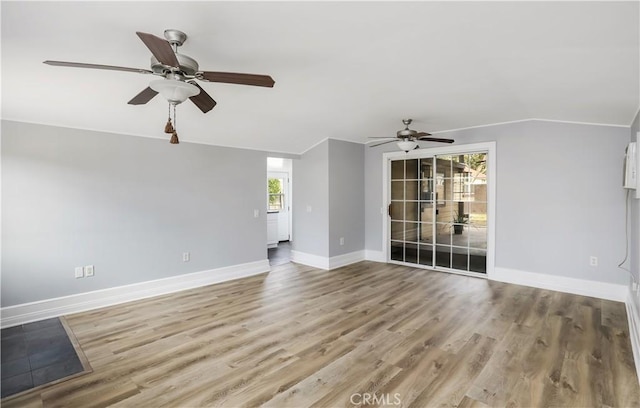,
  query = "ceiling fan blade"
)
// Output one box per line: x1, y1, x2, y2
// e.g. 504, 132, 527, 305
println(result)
369, 140, 398, 148
414, 132, 432, 137
199, 71, 275, 87
128, 87, 158, 105
43, 60, 152, 74
136, 32, 179, 67
188, 81, 217, 113
417, 137, 455, 144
